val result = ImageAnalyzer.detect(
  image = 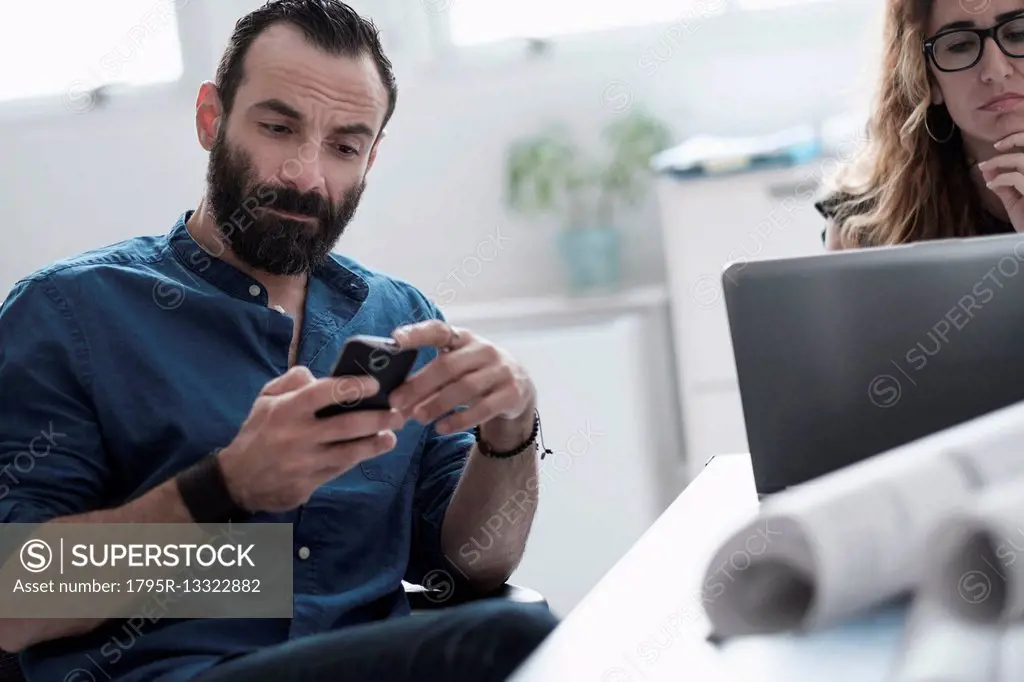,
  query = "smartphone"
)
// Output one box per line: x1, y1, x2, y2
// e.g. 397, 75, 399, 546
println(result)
314, 335, 419, 419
